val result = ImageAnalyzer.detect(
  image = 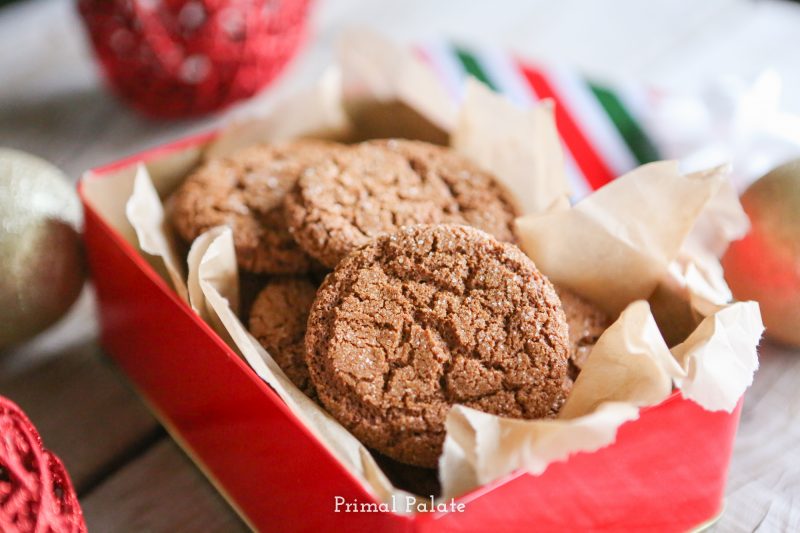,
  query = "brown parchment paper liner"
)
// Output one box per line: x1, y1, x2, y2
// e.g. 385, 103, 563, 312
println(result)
125, 163, 189, 302
116, 30, 764, 509
683, 176, 750, 260
515, 161, 729, 316
666, 175, 750, 316
337, 29, 457, 133
452, 80, 570, 214
185, 225, 239, 348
